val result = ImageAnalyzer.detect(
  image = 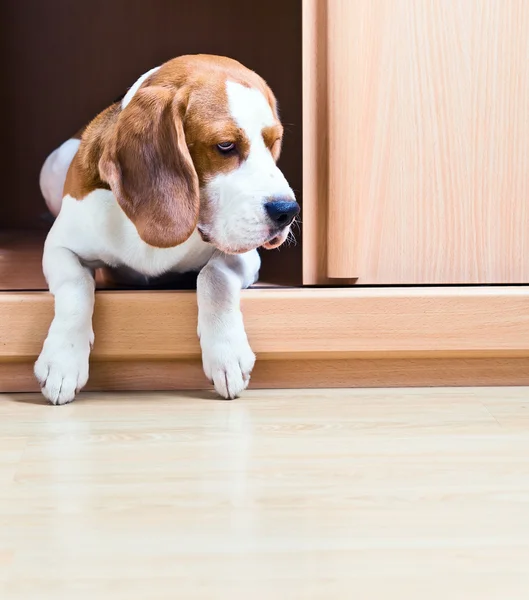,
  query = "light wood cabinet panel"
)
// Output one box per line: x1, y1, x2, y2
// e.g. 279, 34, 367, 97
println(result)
302, 0, 330, 285
306, 0, 529, 284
